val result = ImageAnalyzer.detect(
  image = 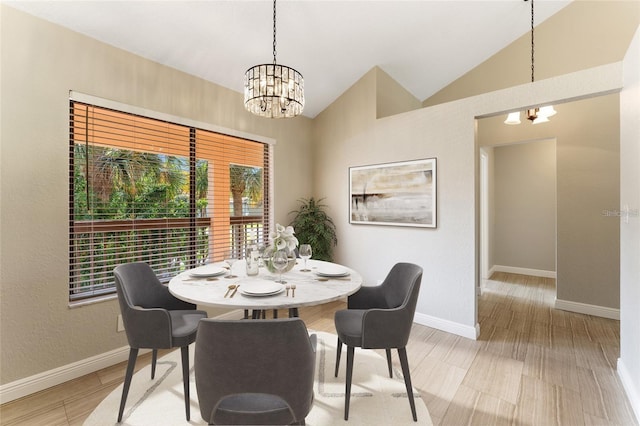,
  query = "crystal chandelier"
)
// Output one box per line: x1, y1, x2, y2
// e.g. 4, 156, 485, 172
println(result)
504, 0, 557, 125
244, 0, 304, 118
